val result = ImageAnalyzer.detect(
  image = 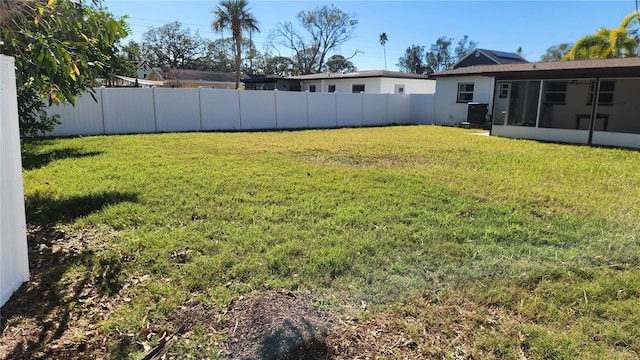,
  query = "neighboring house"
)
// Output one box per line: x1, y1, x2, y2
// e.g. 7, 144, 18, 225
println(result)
242, 75, 302, 91
429, 49, 529, 126
290, 70, 435, 94
146, 68, 247, 89
431, 70, 496, 126
136, 61, 153, 79
453, 49, 528, 69
432, 57, 640, 149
